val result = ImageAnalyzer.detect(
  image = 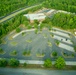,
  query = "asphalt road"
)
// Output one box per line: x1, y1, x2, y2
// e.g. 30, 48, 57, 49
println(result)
0, 67, 76, 75
0, 4, 41, 23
